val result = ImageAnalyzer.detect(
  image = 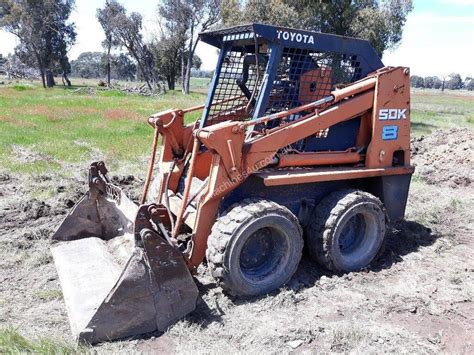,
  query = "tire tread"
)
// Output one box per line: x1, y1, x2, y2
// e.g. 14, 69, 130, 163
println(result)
305, 189, 386, 272
207, 199, 302, 296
